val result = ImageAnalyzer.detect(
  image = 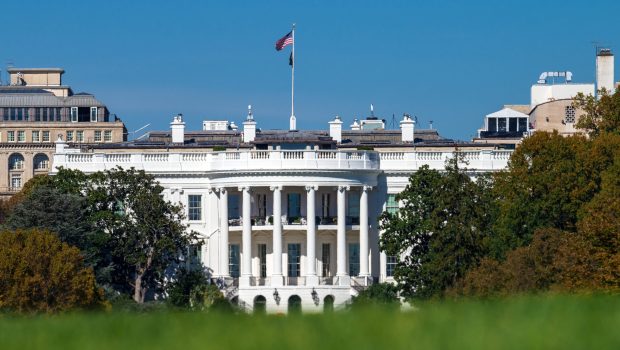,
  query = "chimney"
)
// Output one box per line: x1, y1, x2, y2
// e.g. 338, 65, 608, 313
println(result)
400, 114, 415, 142
55, 133, 67, 153
170, 114, 185, 144
243, 105, 257, 143
329, 115, 343, 143
350, 118, 361, 131
596, 48, 615, 95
